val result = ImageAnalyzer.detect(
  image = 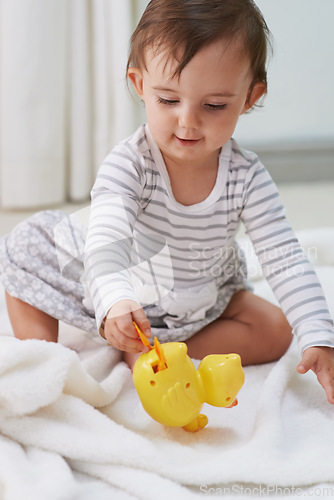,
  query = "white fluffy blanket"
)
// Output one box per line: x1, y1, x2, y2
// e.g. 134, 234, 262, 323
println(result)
1, 228, 334, 500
